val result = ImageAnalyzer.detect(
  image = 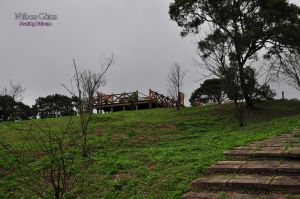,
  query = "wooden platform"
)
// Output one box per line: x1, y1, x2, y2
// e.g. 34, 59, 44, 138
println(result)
94, 89, 183, 112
